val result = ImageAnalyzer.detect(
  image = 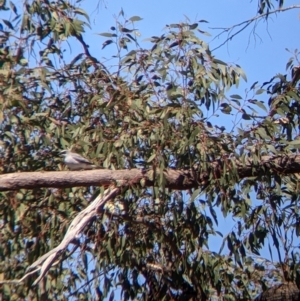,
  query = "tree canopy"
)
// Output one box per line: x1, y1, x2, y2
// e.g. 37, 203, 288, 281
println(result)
0, 0, 300, 300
